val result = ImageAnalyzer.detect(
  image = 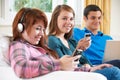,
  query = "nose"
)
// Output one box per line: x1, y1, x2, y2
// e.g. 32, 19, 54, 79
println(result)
38, 29, 44, 36
40, 29, 44, 36
96, 18, 101, 22
66, 19, 71, 23
66, 19, 73, 26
